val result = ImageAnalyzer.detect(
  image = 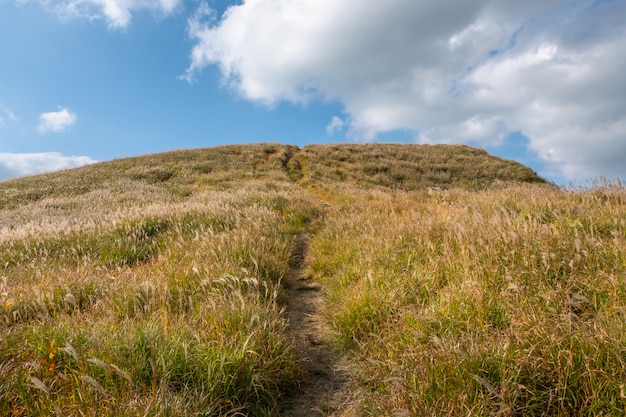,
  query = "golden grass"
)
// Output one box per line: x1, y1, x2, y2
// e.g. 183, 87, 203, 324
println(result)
3, 143, 621, 416
1, 145, 321, 416
307, 179, 626, 416
1, 199, 309, 414
297, 143, 546, 191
